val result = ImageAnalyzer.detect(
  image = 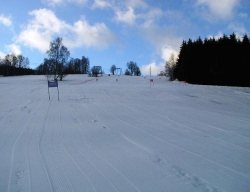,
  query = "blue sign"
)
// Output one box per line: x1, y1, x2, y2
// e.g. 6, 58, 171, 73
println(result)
48, 80, 58, 87
48, 80, 59, 100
